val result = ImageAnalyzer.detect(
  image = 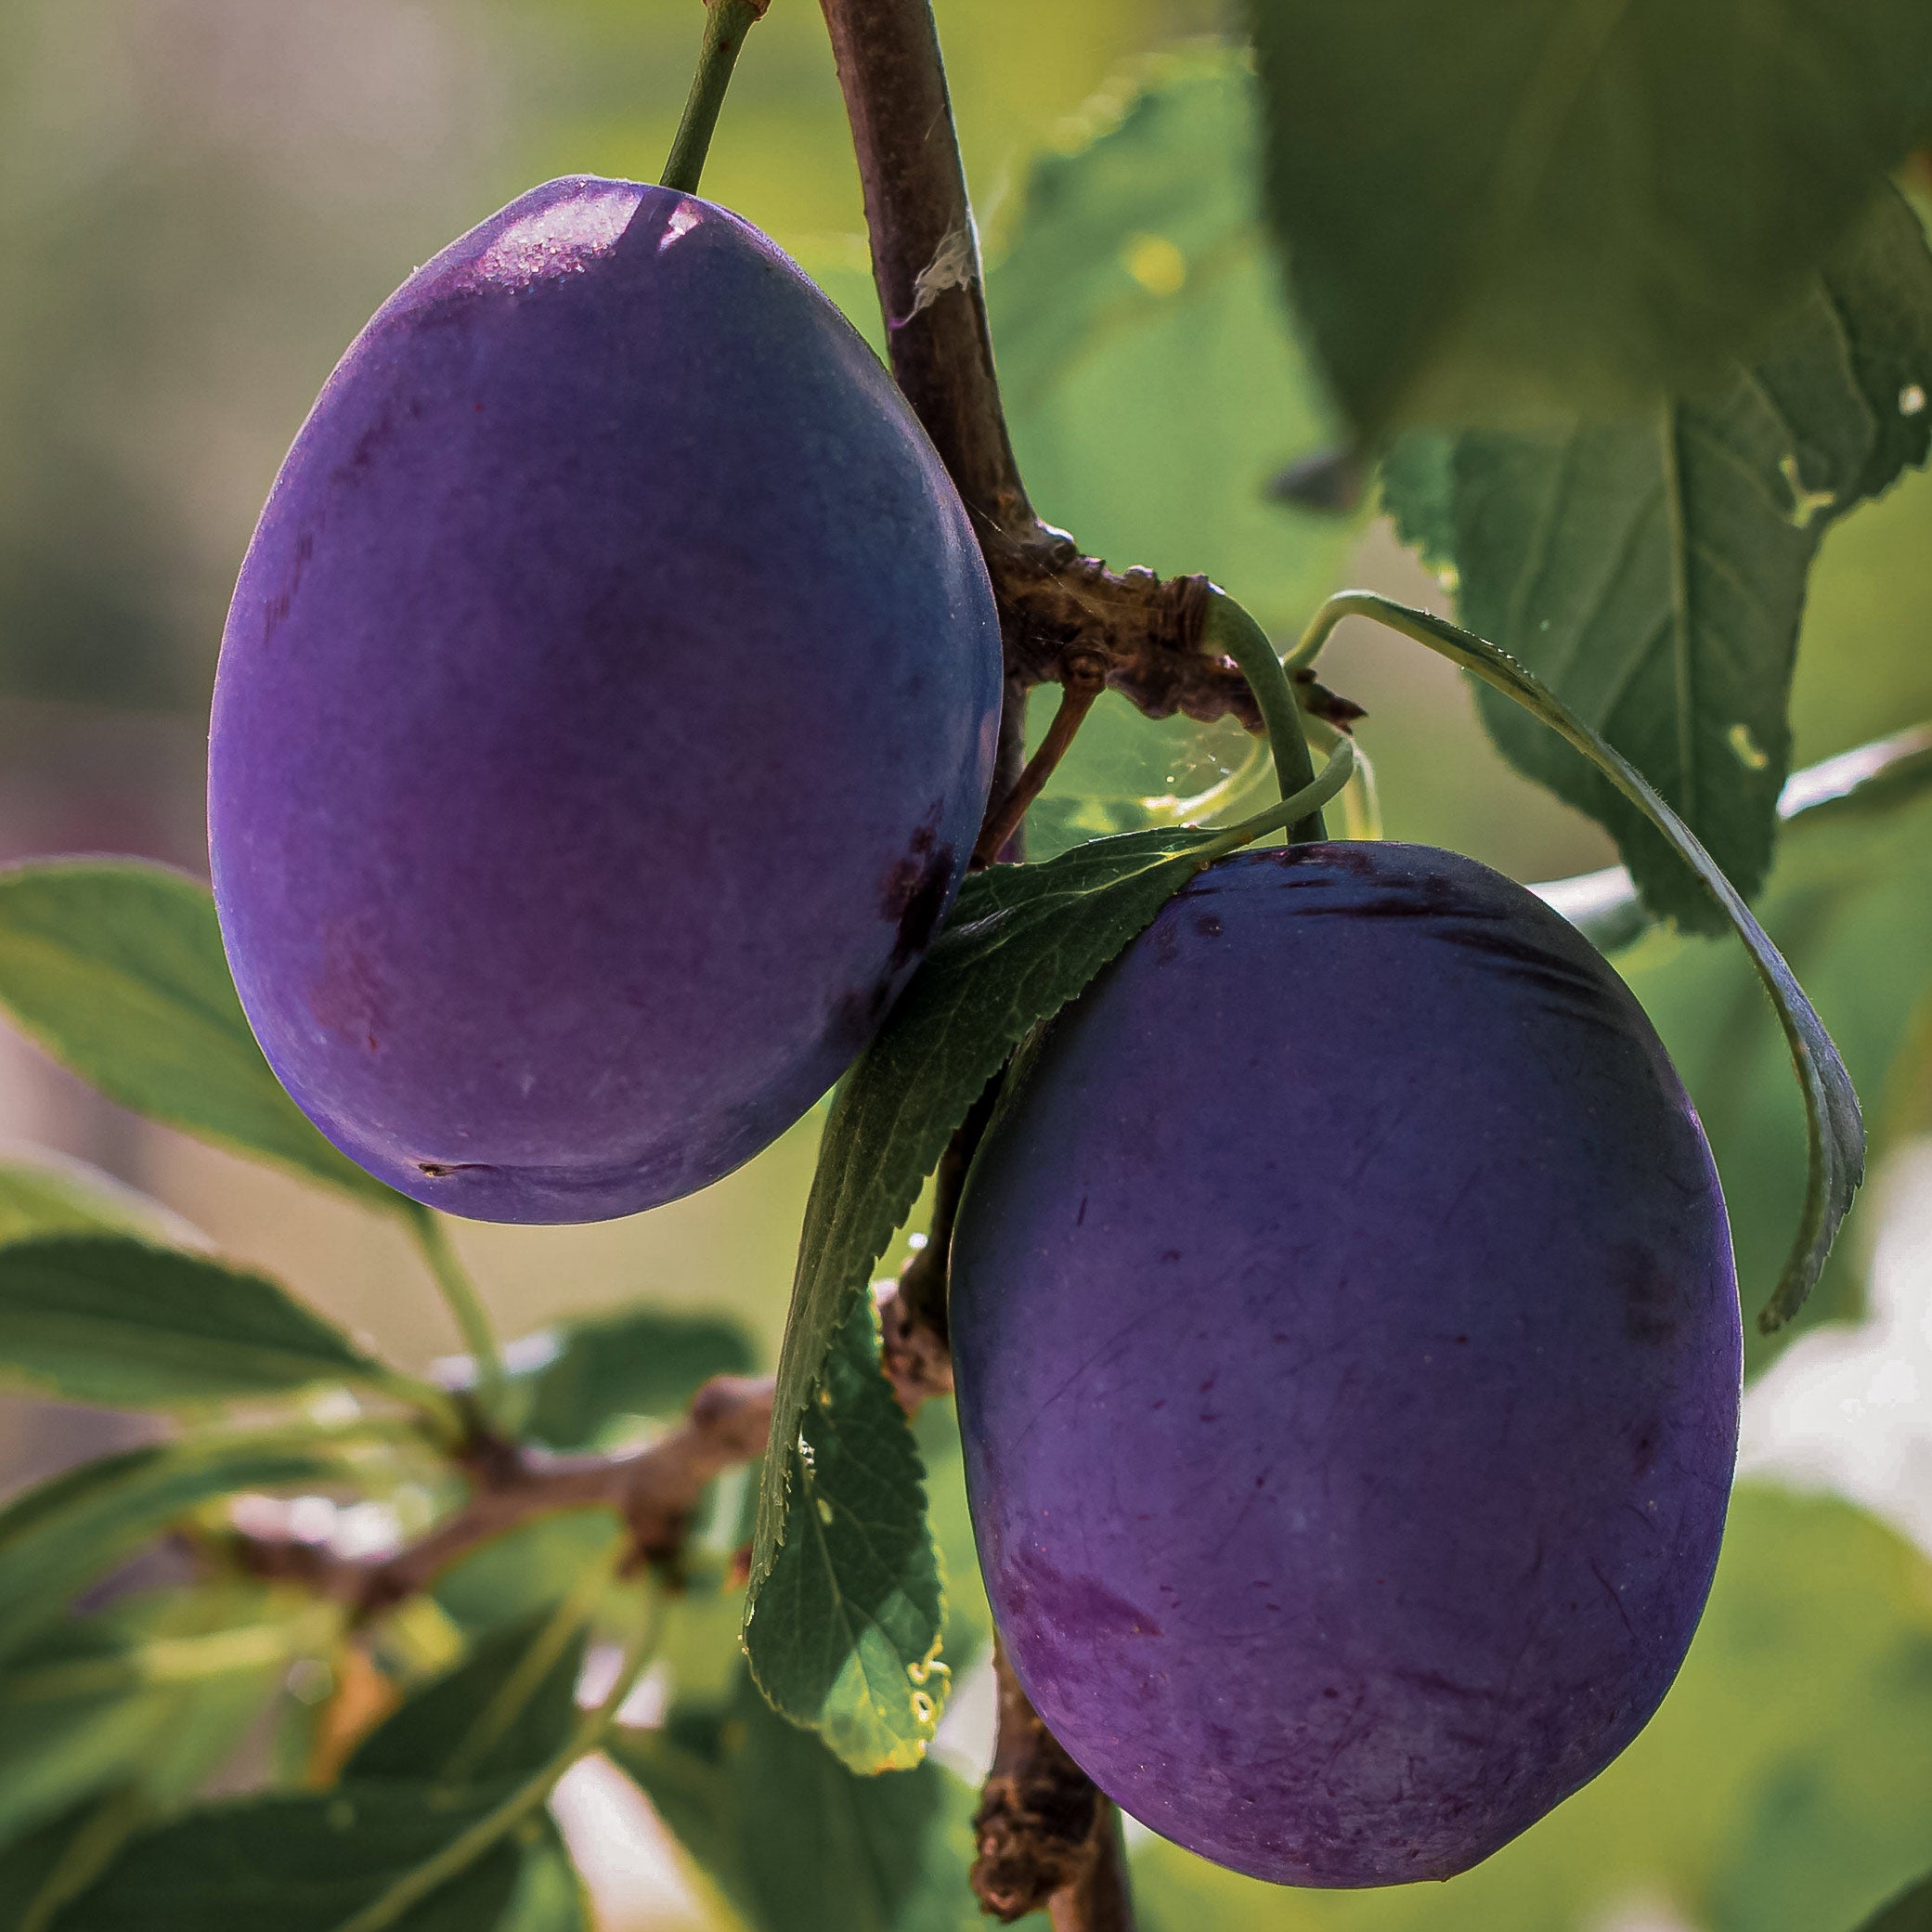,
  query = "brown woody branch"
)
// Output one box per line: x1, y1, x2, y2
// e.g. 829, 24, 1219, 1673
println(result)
237, 1372, 778, 1615
973, 1641, 1136, 1930
814, 0, 1261, 735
